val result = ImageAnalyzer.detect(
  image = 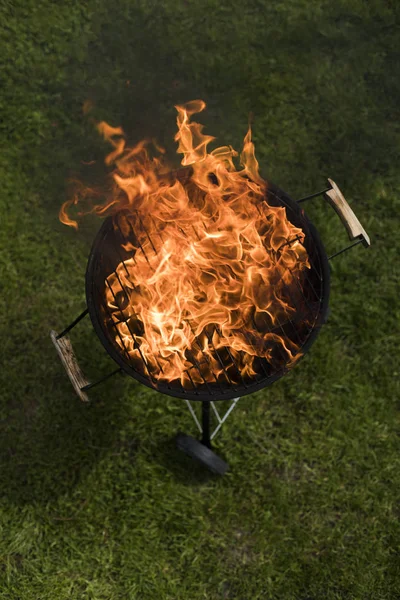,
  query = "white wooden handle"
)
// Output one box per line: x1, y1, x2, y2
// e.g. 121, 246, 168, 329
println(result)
325, 179, 370, 247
